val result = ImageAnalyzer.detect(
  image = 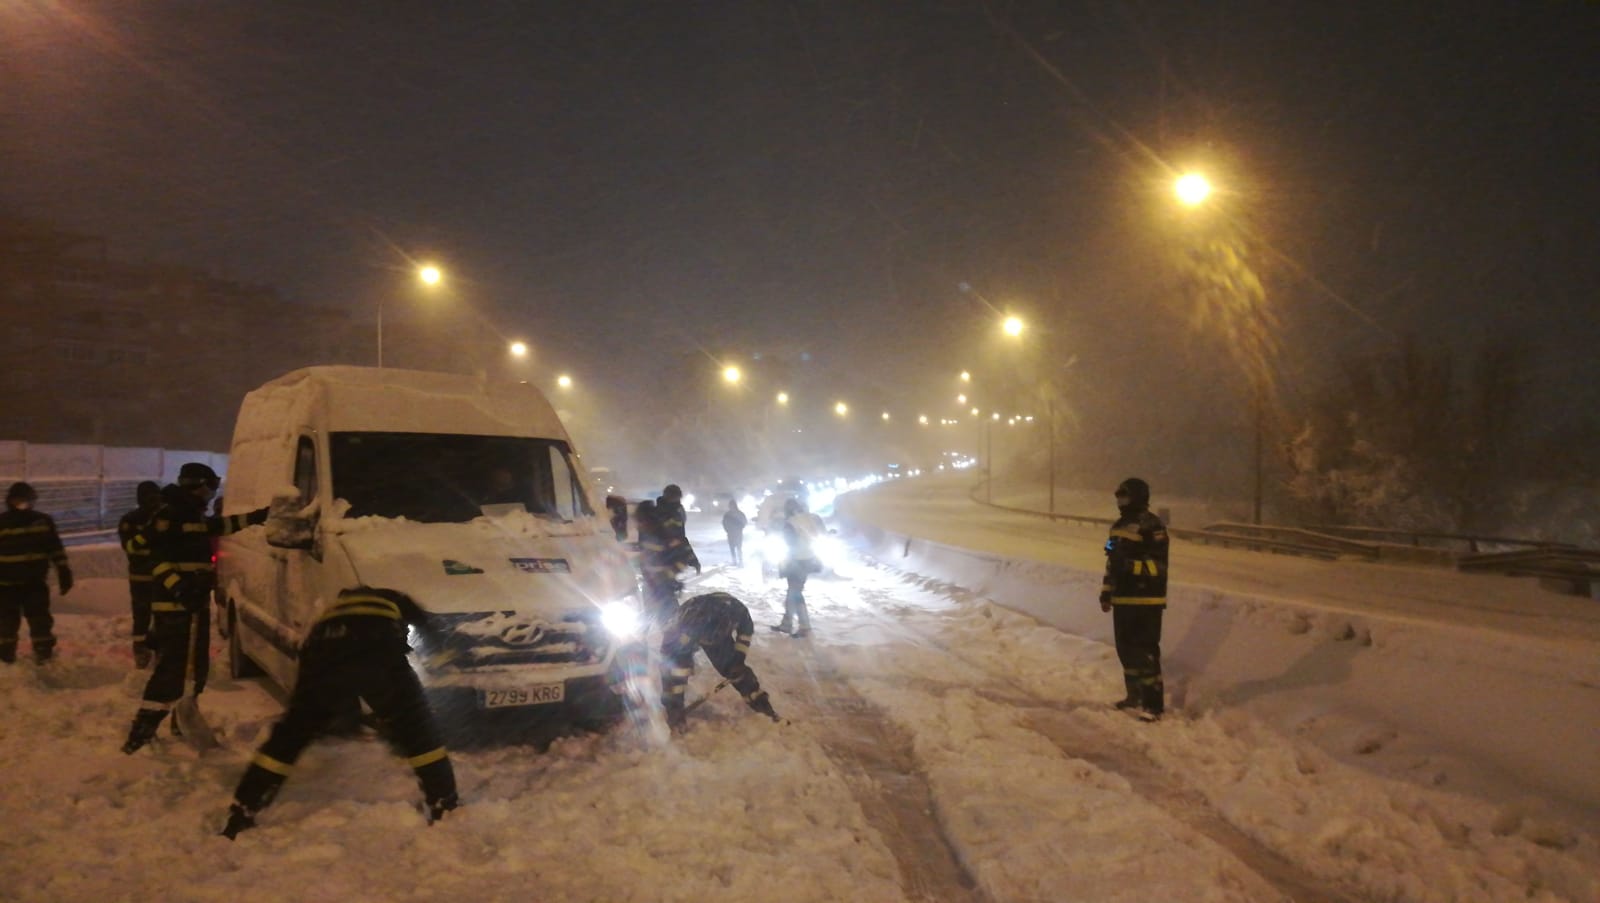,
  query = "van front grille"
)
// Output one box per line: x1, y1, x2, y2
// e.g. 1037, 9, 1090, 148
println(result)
423, 610, 608, 670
